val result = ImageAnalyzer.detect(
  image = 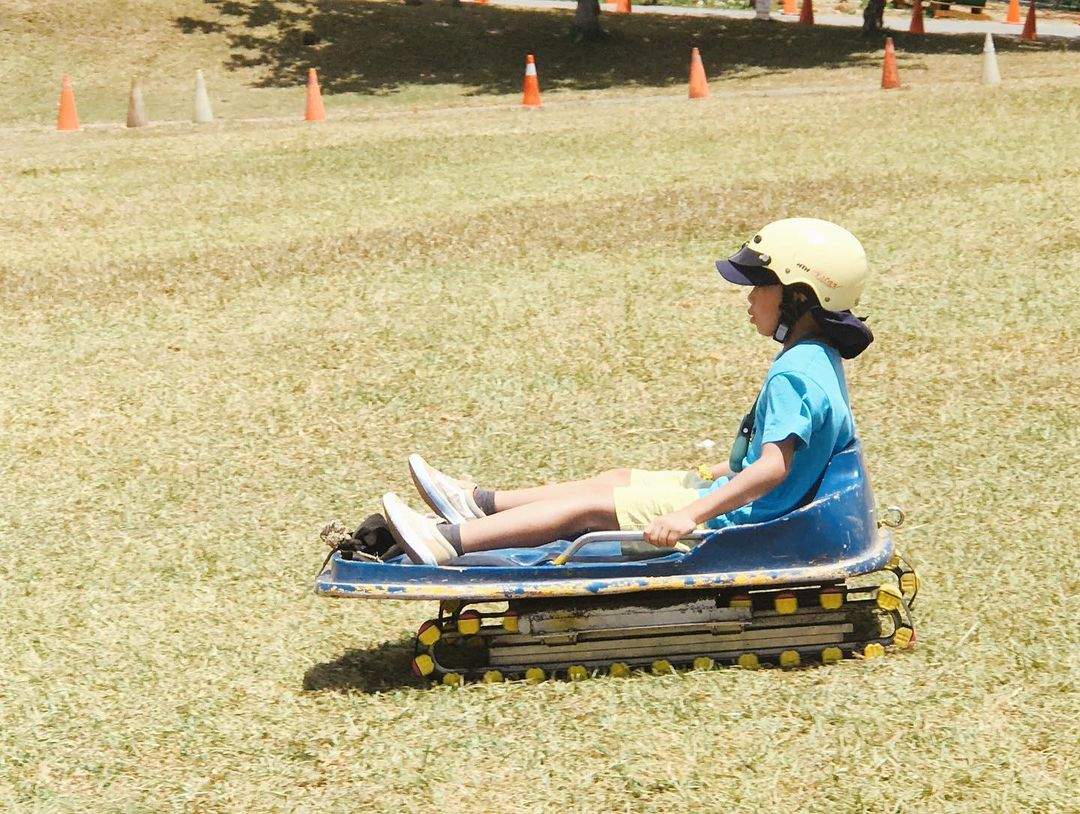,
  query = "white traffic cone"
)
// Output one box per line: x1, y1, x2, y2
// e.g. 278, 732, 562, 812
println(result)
194, 69, 214, 123
982, 33, 1001, 86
